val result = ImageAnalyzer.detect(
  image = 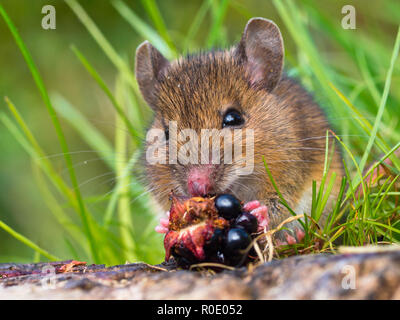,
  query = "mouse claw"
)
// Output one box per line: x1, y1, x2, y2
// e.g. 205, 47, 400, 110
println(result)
284, 232, 297, 245
243, 200, 260, 212
275, 239, 287, 247
160, 218, 169, 228
155, 211, 170, 234
155, 225, 169, 233
273, 226, 306, 247
244, 201, 269, 231
278, 228, 305, 246
295, 227, 305, 242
